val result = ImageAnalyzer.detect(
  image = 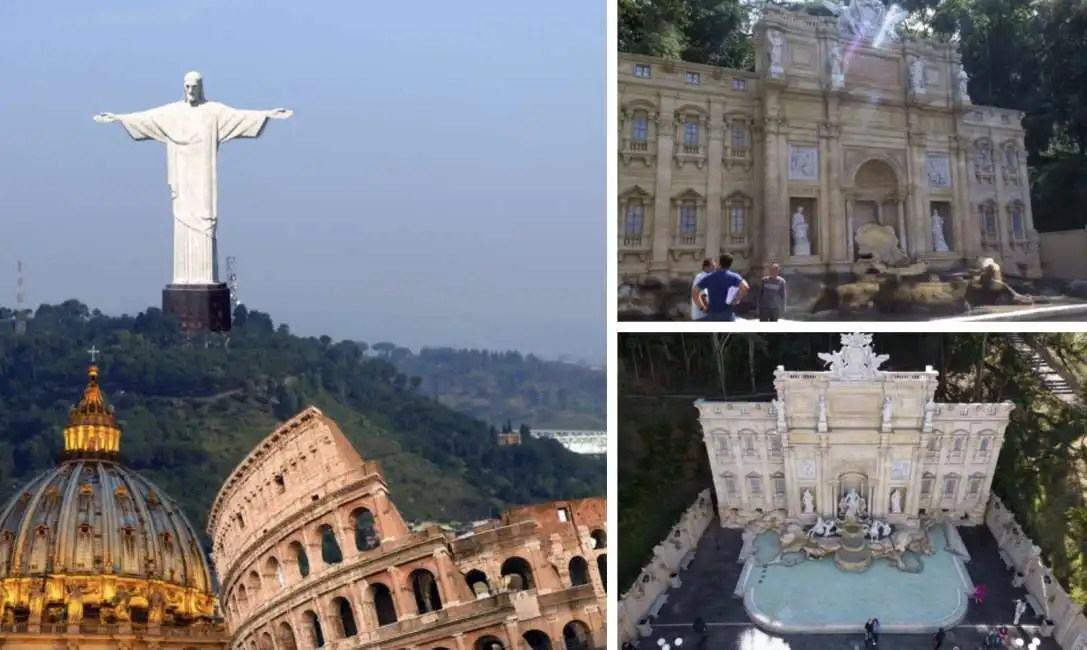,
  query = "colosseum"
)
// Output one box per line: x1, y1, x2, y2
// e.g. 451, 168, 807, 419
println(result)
0, 363, 607, 649
208, 407, 608, 650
